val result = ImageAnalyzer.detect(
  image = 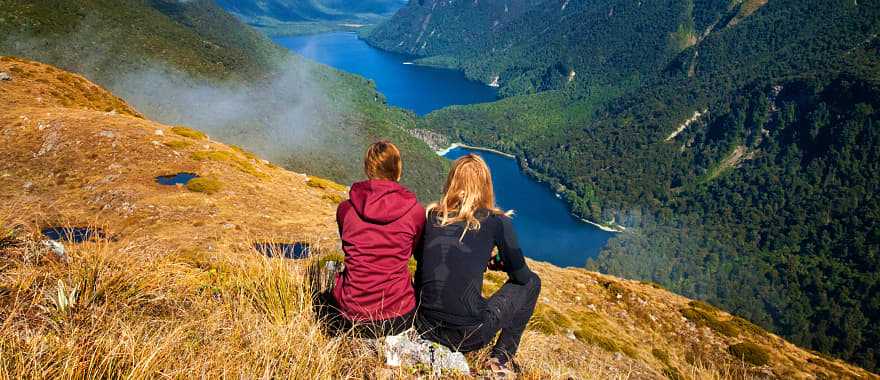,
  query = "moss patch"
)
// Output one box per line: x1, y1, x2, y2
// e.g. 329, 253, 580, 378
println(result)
306, 177, 347, 192
171, 126, 207, 140
321, 193, 346, 205
230, 145, 258, 160
728, 342, 770, 366
186, 177, 222, 194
